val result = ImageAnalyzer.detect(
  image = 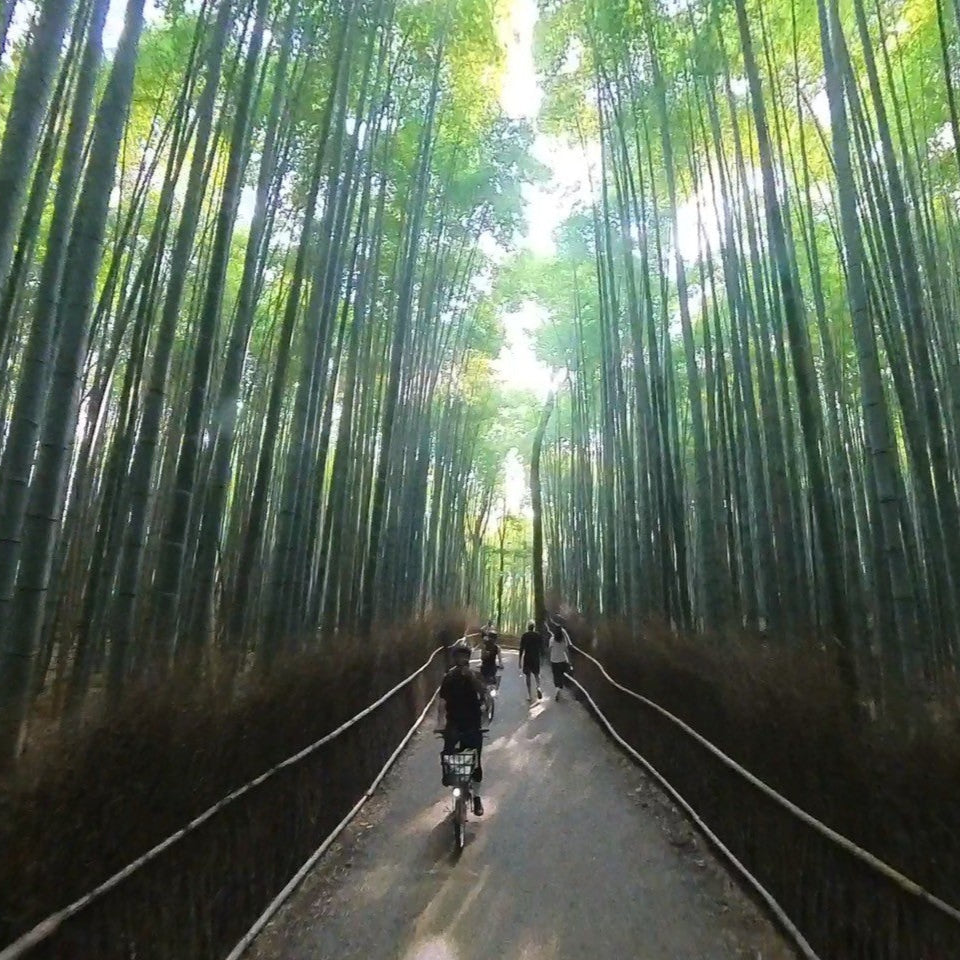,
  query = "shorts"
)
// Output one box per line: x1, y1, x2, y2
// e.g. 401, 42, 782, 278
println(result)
551, 661, 569, 688
522, 658, 541, 676
480, 666, 498, 683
